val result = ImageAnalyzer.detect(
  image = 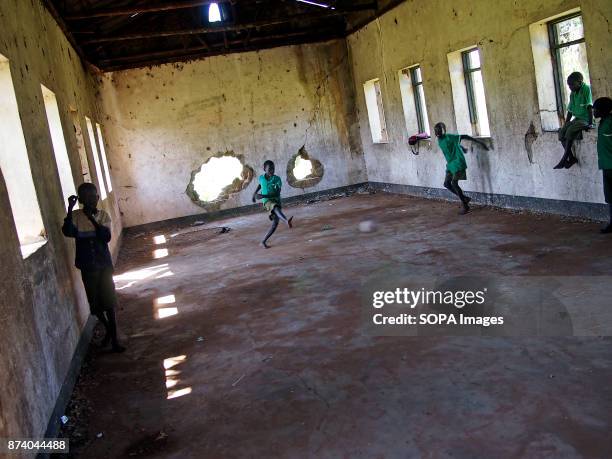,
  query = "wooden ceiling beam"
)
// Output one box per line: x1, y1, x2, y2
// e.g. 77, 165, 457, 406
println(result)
79, 11, 347, 44
96, 28, 342, 66
100, 33, 342, 71
64, 0, 221, 20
